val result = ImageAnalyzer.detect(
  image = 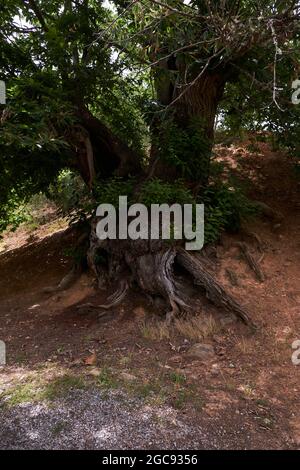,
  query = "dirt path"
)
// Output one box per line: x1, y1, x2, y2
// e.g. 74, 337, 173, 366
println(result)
0, 142, 299, 449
